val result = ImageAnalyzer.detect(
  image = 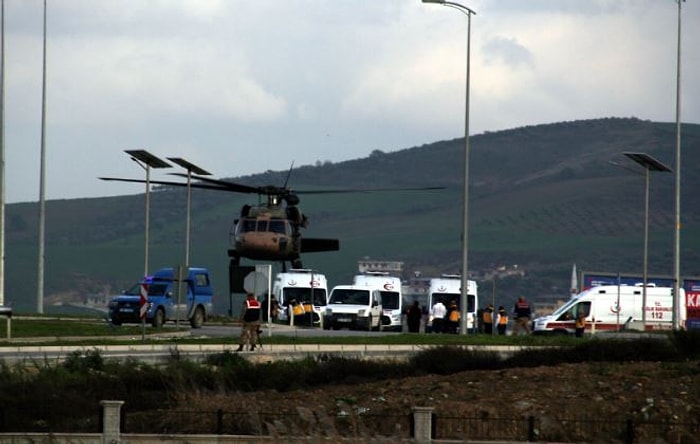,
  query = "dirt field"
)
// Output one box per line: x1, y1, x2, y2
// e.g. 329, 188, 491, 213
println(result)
177, 360, 700, 442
